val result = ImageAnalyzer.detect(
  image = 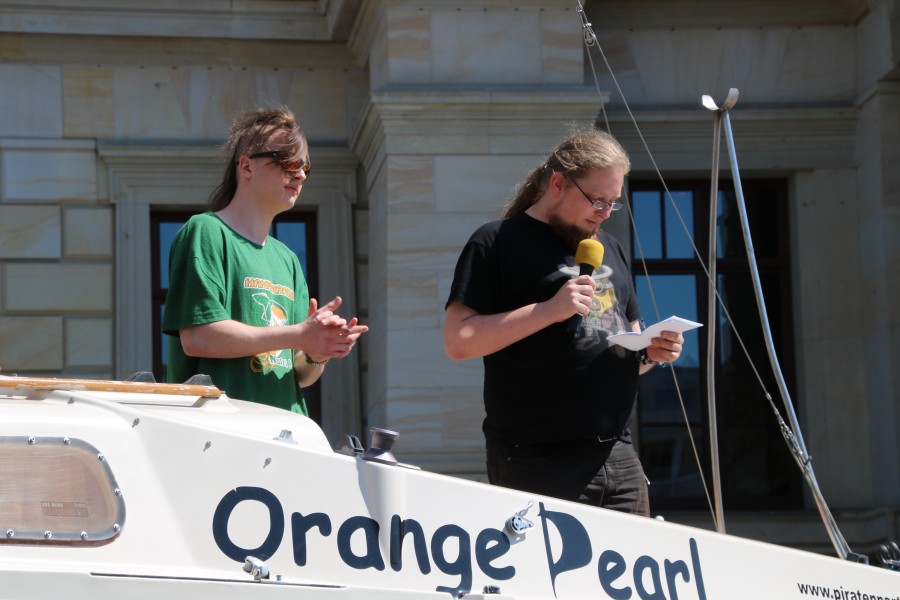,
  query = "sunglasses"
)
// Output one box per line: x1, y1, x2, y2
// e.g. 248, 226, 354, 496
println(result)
247, 151, 311, 175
